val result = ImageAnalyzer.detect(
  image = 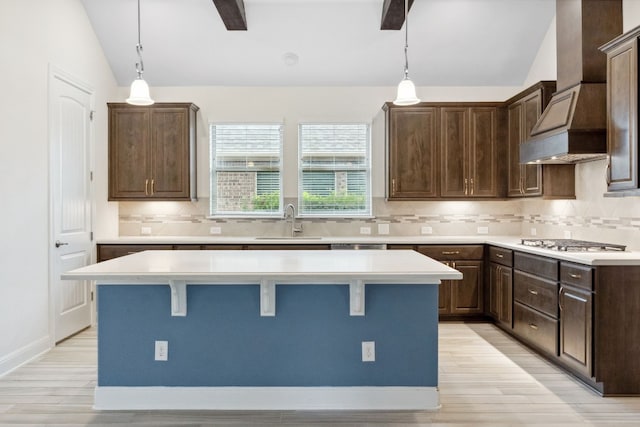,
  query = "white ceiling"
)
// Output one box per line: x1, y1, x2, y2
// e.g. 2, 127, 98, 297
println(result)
80, 0, 555, 87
